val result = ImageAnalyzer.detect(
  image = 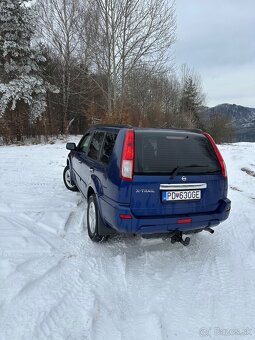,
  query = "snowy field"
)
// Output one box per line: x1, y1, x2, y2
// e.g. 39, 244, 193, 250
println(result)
0, 138, 255, 340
